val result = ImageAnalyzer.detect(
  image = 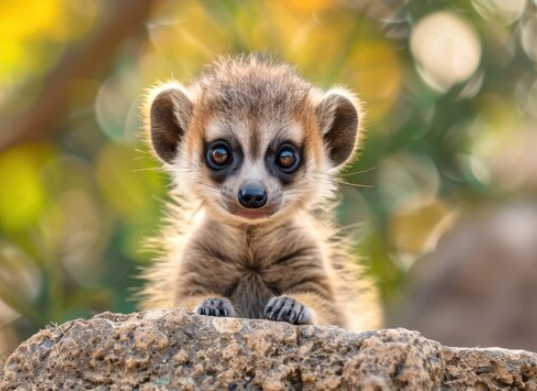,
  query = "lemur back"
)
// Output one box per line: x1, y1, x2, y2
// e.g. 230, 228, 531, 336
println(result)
139, 55, 381, 331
